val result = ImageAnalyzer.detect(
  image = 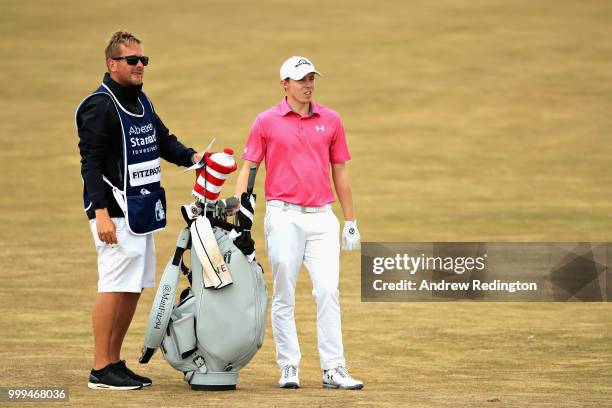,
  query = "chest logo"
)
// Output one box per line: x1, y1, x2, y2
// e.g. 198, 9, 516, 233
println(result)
315, 125, 325, 132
